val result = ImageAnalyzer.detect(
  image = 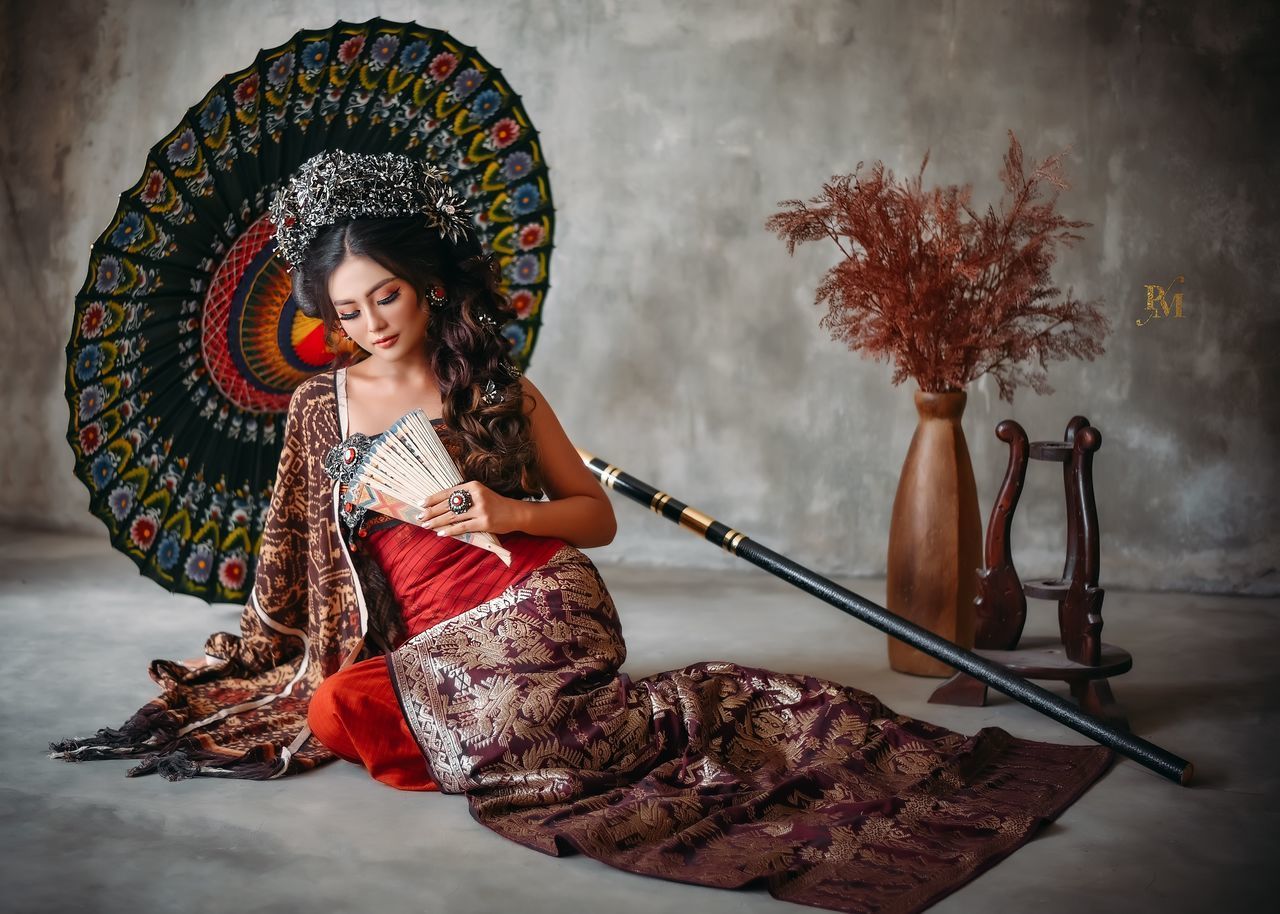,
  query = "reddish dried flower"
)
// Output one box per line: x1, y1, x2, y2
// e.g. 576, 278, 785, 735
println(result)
765, 130, 1111, 403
